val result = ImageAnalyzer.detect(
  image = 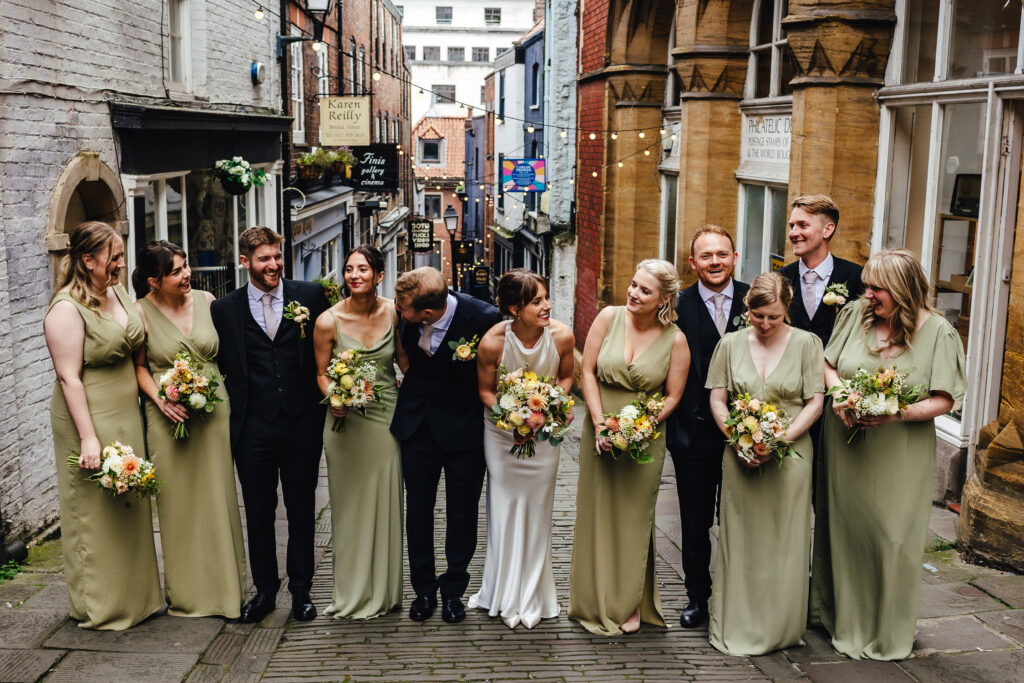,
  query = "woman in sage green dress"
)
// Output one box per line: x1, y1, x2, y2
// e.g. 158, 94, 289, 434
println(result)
313, 245, 408, 619
132, 241, 246, 618
811, 250, 966, 661
44, 221, 164, 630
569, 259, 690, 635
705, 272, 824, 656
